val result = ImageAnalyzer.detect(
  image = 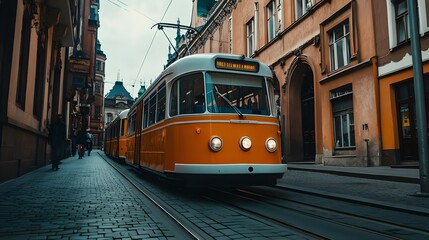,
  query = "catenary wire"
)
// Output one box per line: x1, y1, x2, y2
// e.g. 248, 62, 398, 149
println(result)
132, 0, 173, 95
